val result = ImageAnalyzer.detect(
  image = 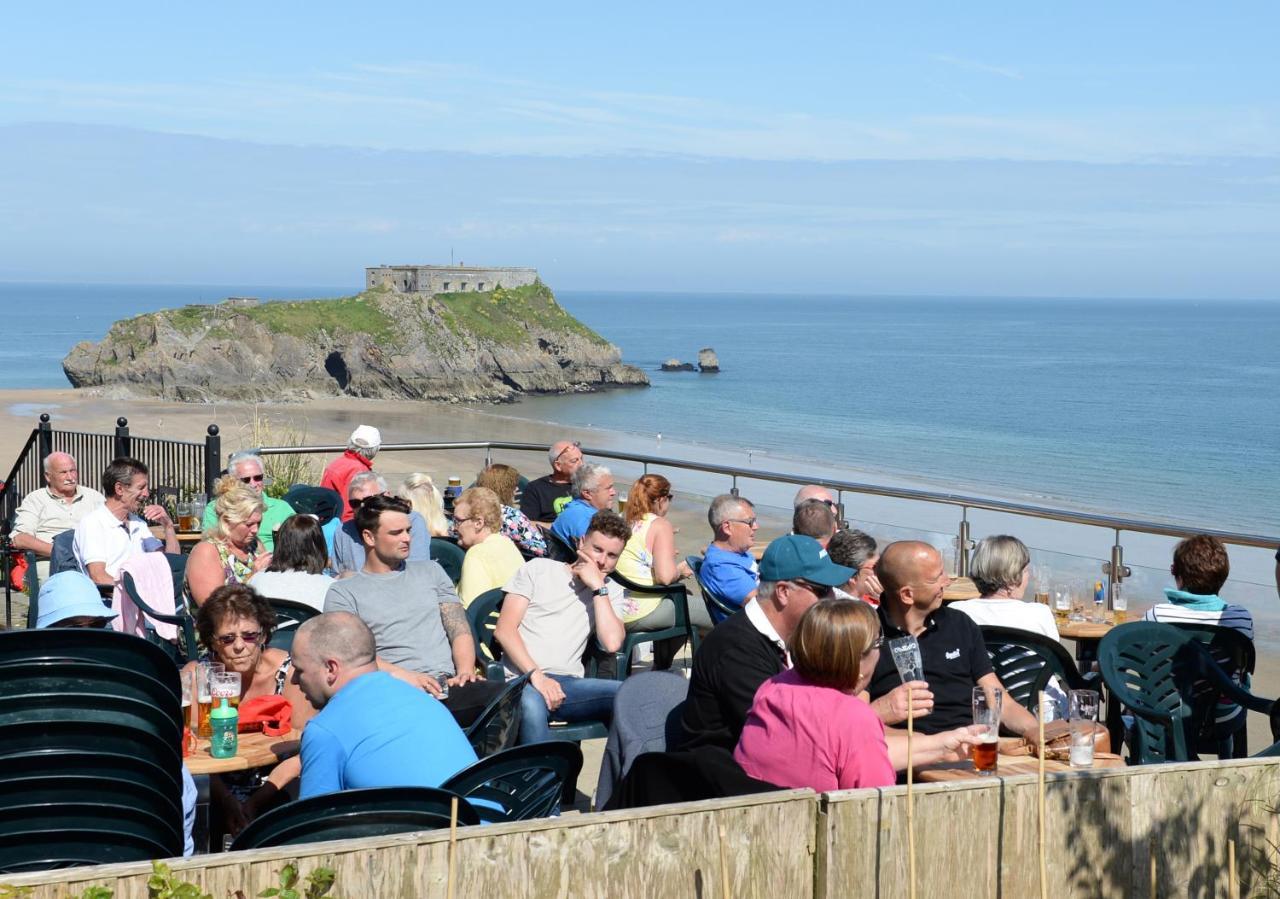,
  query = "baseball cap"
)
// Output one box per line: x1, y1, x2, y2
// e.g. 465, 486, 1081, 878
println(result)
350, 425, 381, 449
758, 534, 854, 586
36, 571, 118, 629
